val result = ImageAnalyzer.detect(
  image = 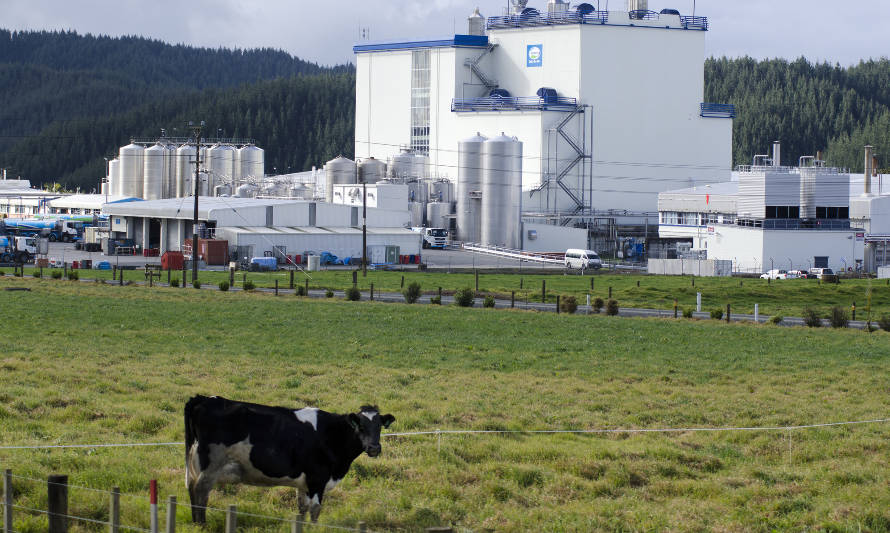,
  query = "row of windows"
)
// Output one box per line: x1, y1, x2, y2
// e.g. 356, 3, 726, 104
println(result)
410, 50, 431, 155
816, 206, 849, 219
659, 212, 735, 226
765, 206, 800, 219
